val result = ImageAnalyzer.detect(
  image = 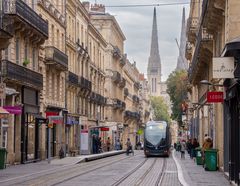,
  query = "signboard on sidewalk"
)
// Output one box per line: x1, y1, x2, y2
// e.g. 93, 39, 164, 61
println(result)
207, 91, 224, 103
